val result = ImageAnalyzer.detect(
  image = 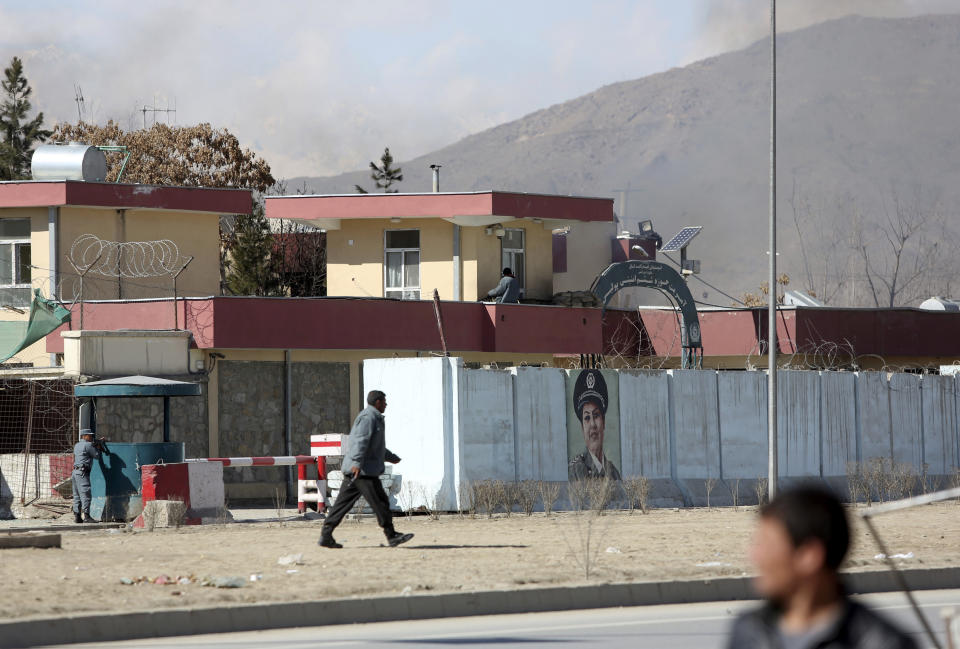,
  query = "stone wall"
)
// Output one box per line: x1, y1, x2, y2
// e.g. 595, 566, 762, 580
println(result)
217, 360, 351, 501
290, 361, 352, 455
218, 361, 285, 491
